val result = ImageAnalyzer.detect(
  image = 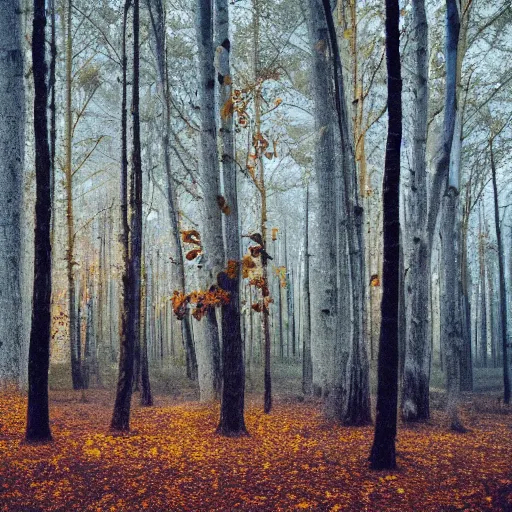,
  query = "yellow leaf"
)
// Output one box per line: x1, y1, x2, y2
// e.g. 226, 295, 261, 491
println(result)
397, 488, 405, 494
343, 28, 353, 39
